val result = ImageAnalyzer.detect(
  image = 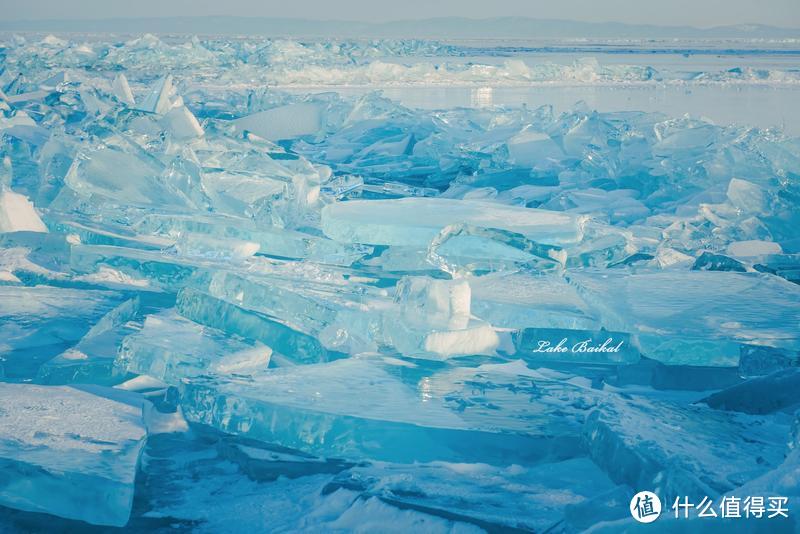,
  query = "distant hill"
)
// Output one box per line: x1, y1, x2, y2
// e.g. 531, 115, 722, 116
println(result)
0, 16, 798, 40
